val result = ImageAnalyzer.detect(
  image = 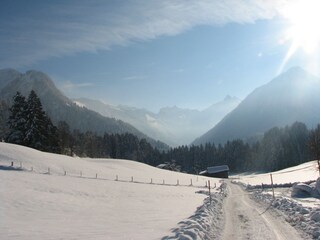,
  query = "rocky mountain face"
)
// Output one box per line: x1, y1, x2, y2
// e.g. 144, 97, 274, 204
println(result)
0, 69, 168, 150
193, 67, 320, 145
73, 95, 240, 146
